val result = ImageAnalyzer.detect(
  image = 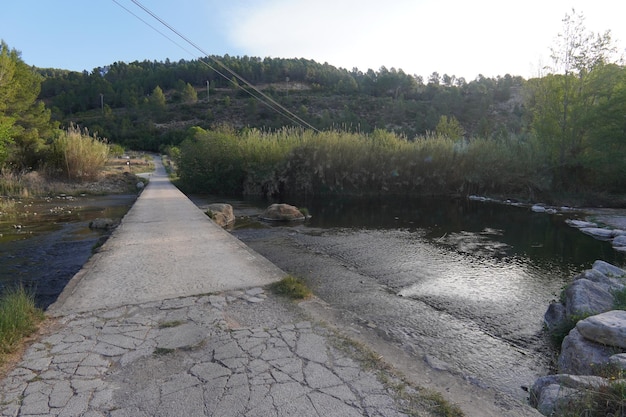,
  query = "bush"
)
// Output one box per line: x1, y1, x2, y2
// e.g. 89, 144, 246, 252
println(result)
177, 127, 245, 194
